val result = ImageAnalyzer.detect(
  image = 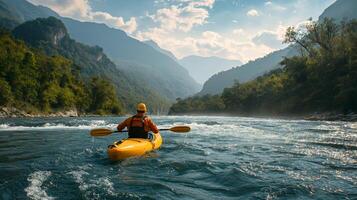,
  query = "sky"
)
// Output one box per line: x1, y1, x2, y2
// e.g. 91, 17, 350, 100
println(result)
27, 0, 336, 63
